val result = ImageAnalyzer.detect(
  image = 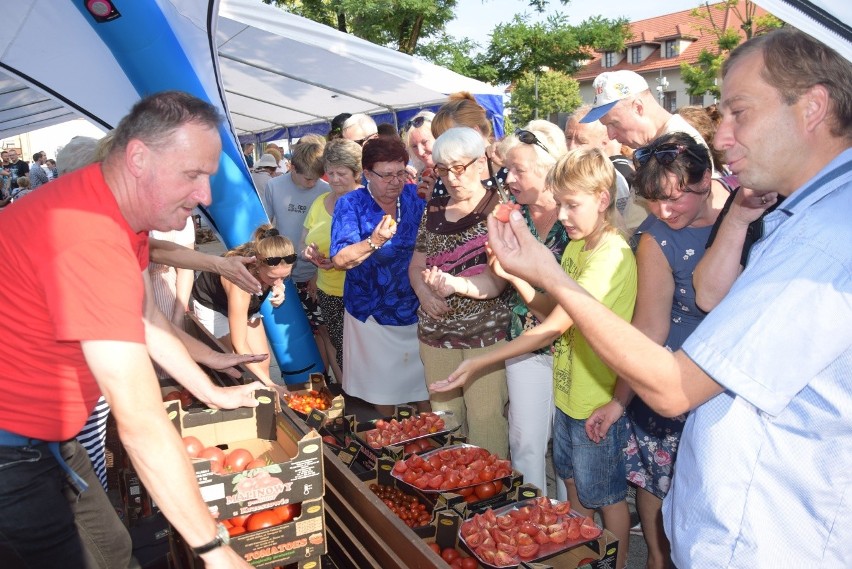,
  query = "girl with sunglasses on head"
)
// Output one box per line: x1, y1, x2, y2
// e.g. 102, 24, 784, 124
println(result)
401, 111, 436, 199
586, 132, 728, 569
431, 147, 637, 569
191, 223, 294, 395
